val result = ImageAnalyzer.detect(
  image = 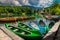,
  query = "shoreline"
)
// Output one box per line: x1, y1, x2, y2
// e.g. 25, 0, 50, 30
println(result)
0, 16, 35, 23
